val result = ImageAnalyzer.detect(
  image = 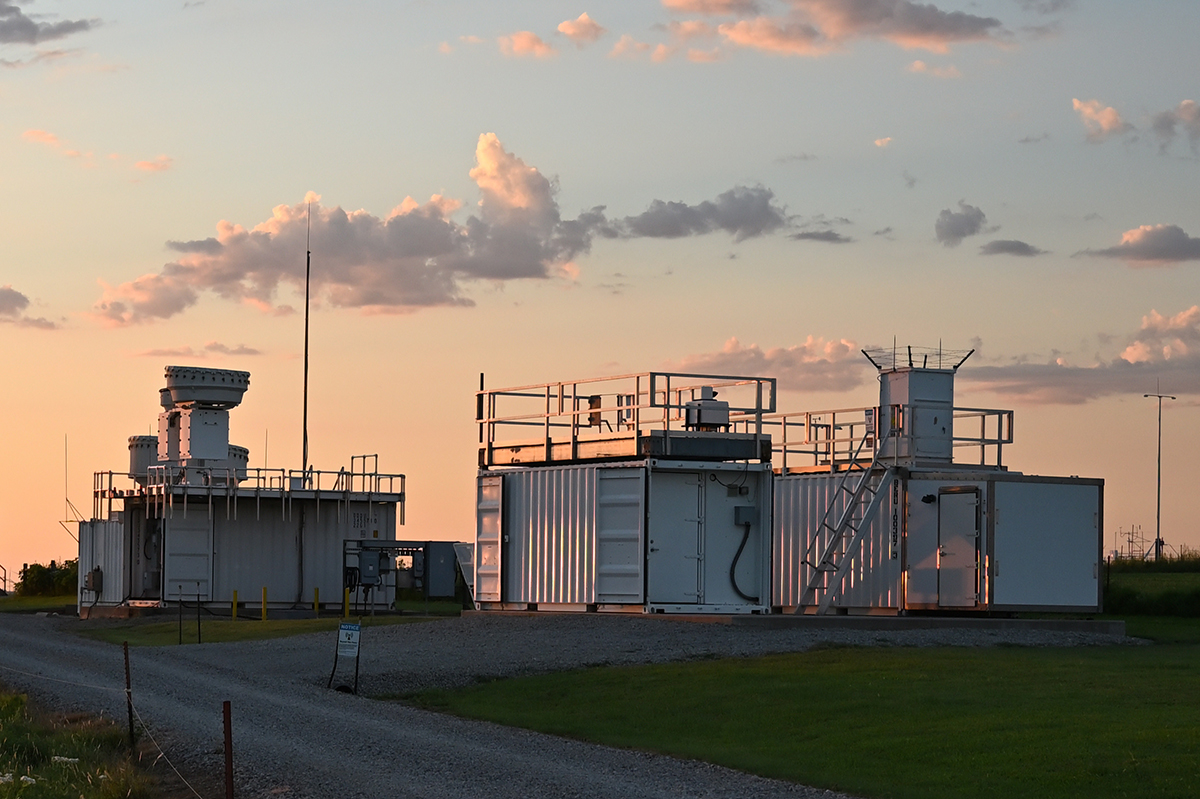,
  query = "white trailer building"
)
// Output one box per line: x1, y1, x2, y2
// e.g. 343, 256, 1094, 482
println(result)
473, 349, 1103, 615
77, 366, 405, 616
